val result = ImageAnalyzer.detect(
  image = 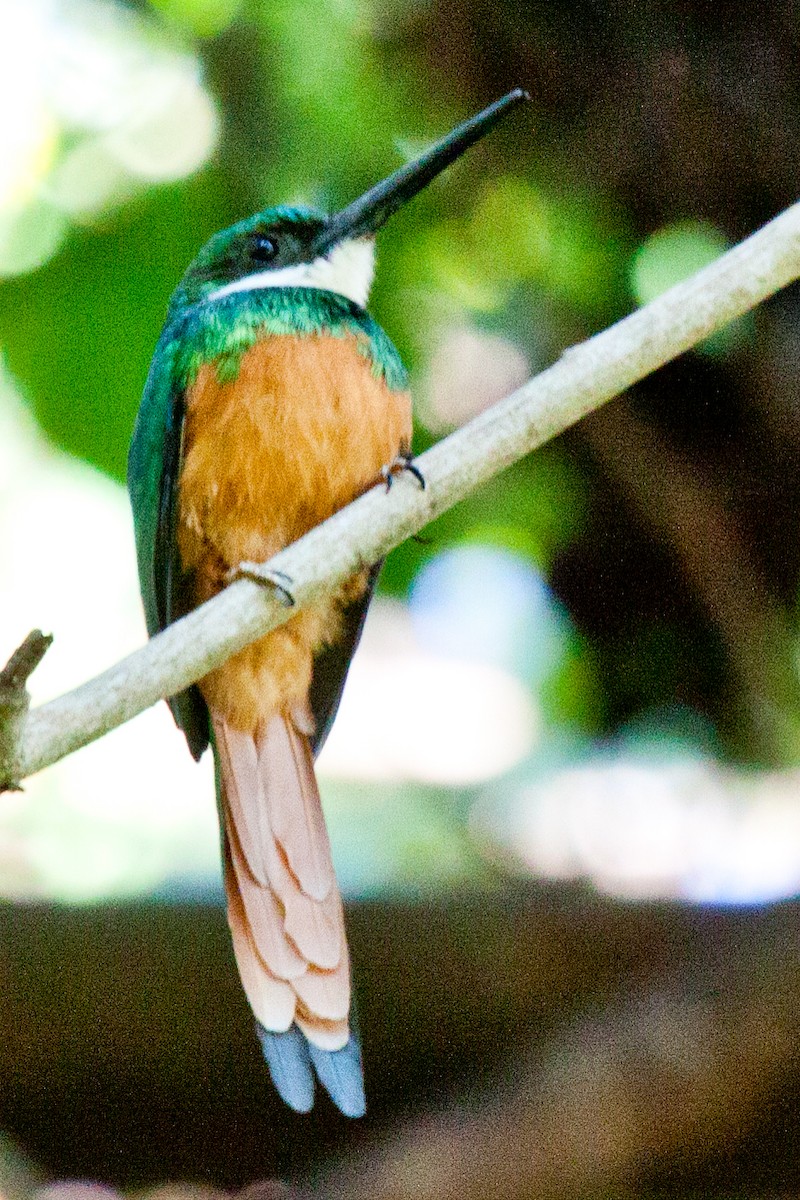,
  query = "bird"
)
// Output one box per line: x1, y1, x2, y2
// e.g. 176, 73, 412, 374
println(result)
127, 89, 528, 1117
